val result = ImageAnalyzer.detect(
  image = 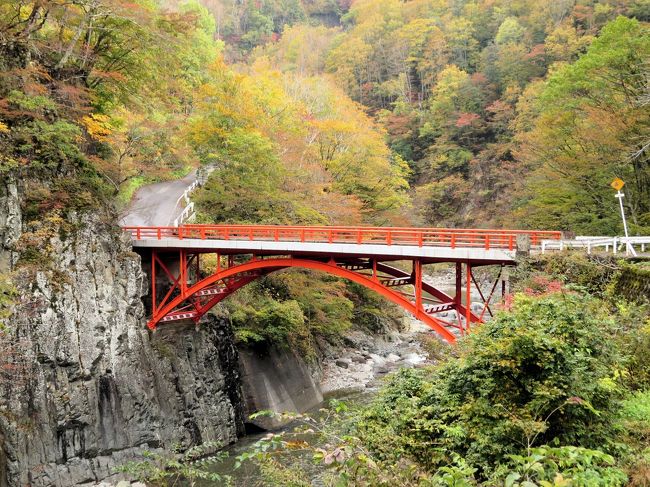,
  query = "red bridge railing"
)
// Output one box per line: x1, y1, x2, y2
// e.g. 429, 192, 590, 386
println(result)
123, 225, 562, 251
